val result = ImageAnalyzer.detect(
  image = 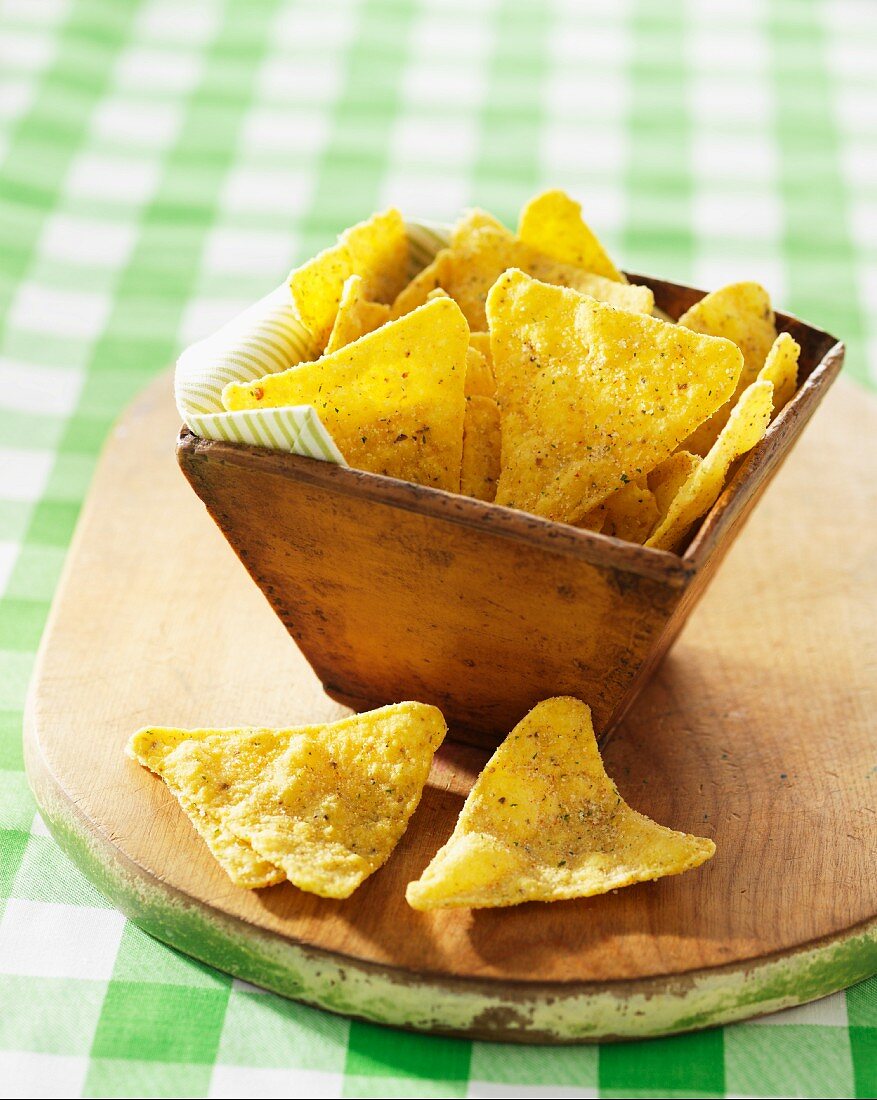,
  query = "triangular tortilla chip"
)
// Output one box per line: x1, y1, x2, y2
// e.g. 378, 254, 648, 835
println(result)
599, 482, 660, 543
128, 727, 285, 888
324, 274, 391, 354
223, 296, 470, 491
406, 697, 714, 909
390, 249, 452, 319
468, 331, 492, 371
290, 208, 408, 350
757, 331, 799, 416
129, 702, 447, 897
517, 189, 625, 282
678, 282, 777, 455
646, 379, 774, 552
647, 451, 700, 520
487, 270, 743, 524
442, 224, 652, 330
460, 395, 501, 502
465, 345, 494, 398
450, 207, 511, 247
